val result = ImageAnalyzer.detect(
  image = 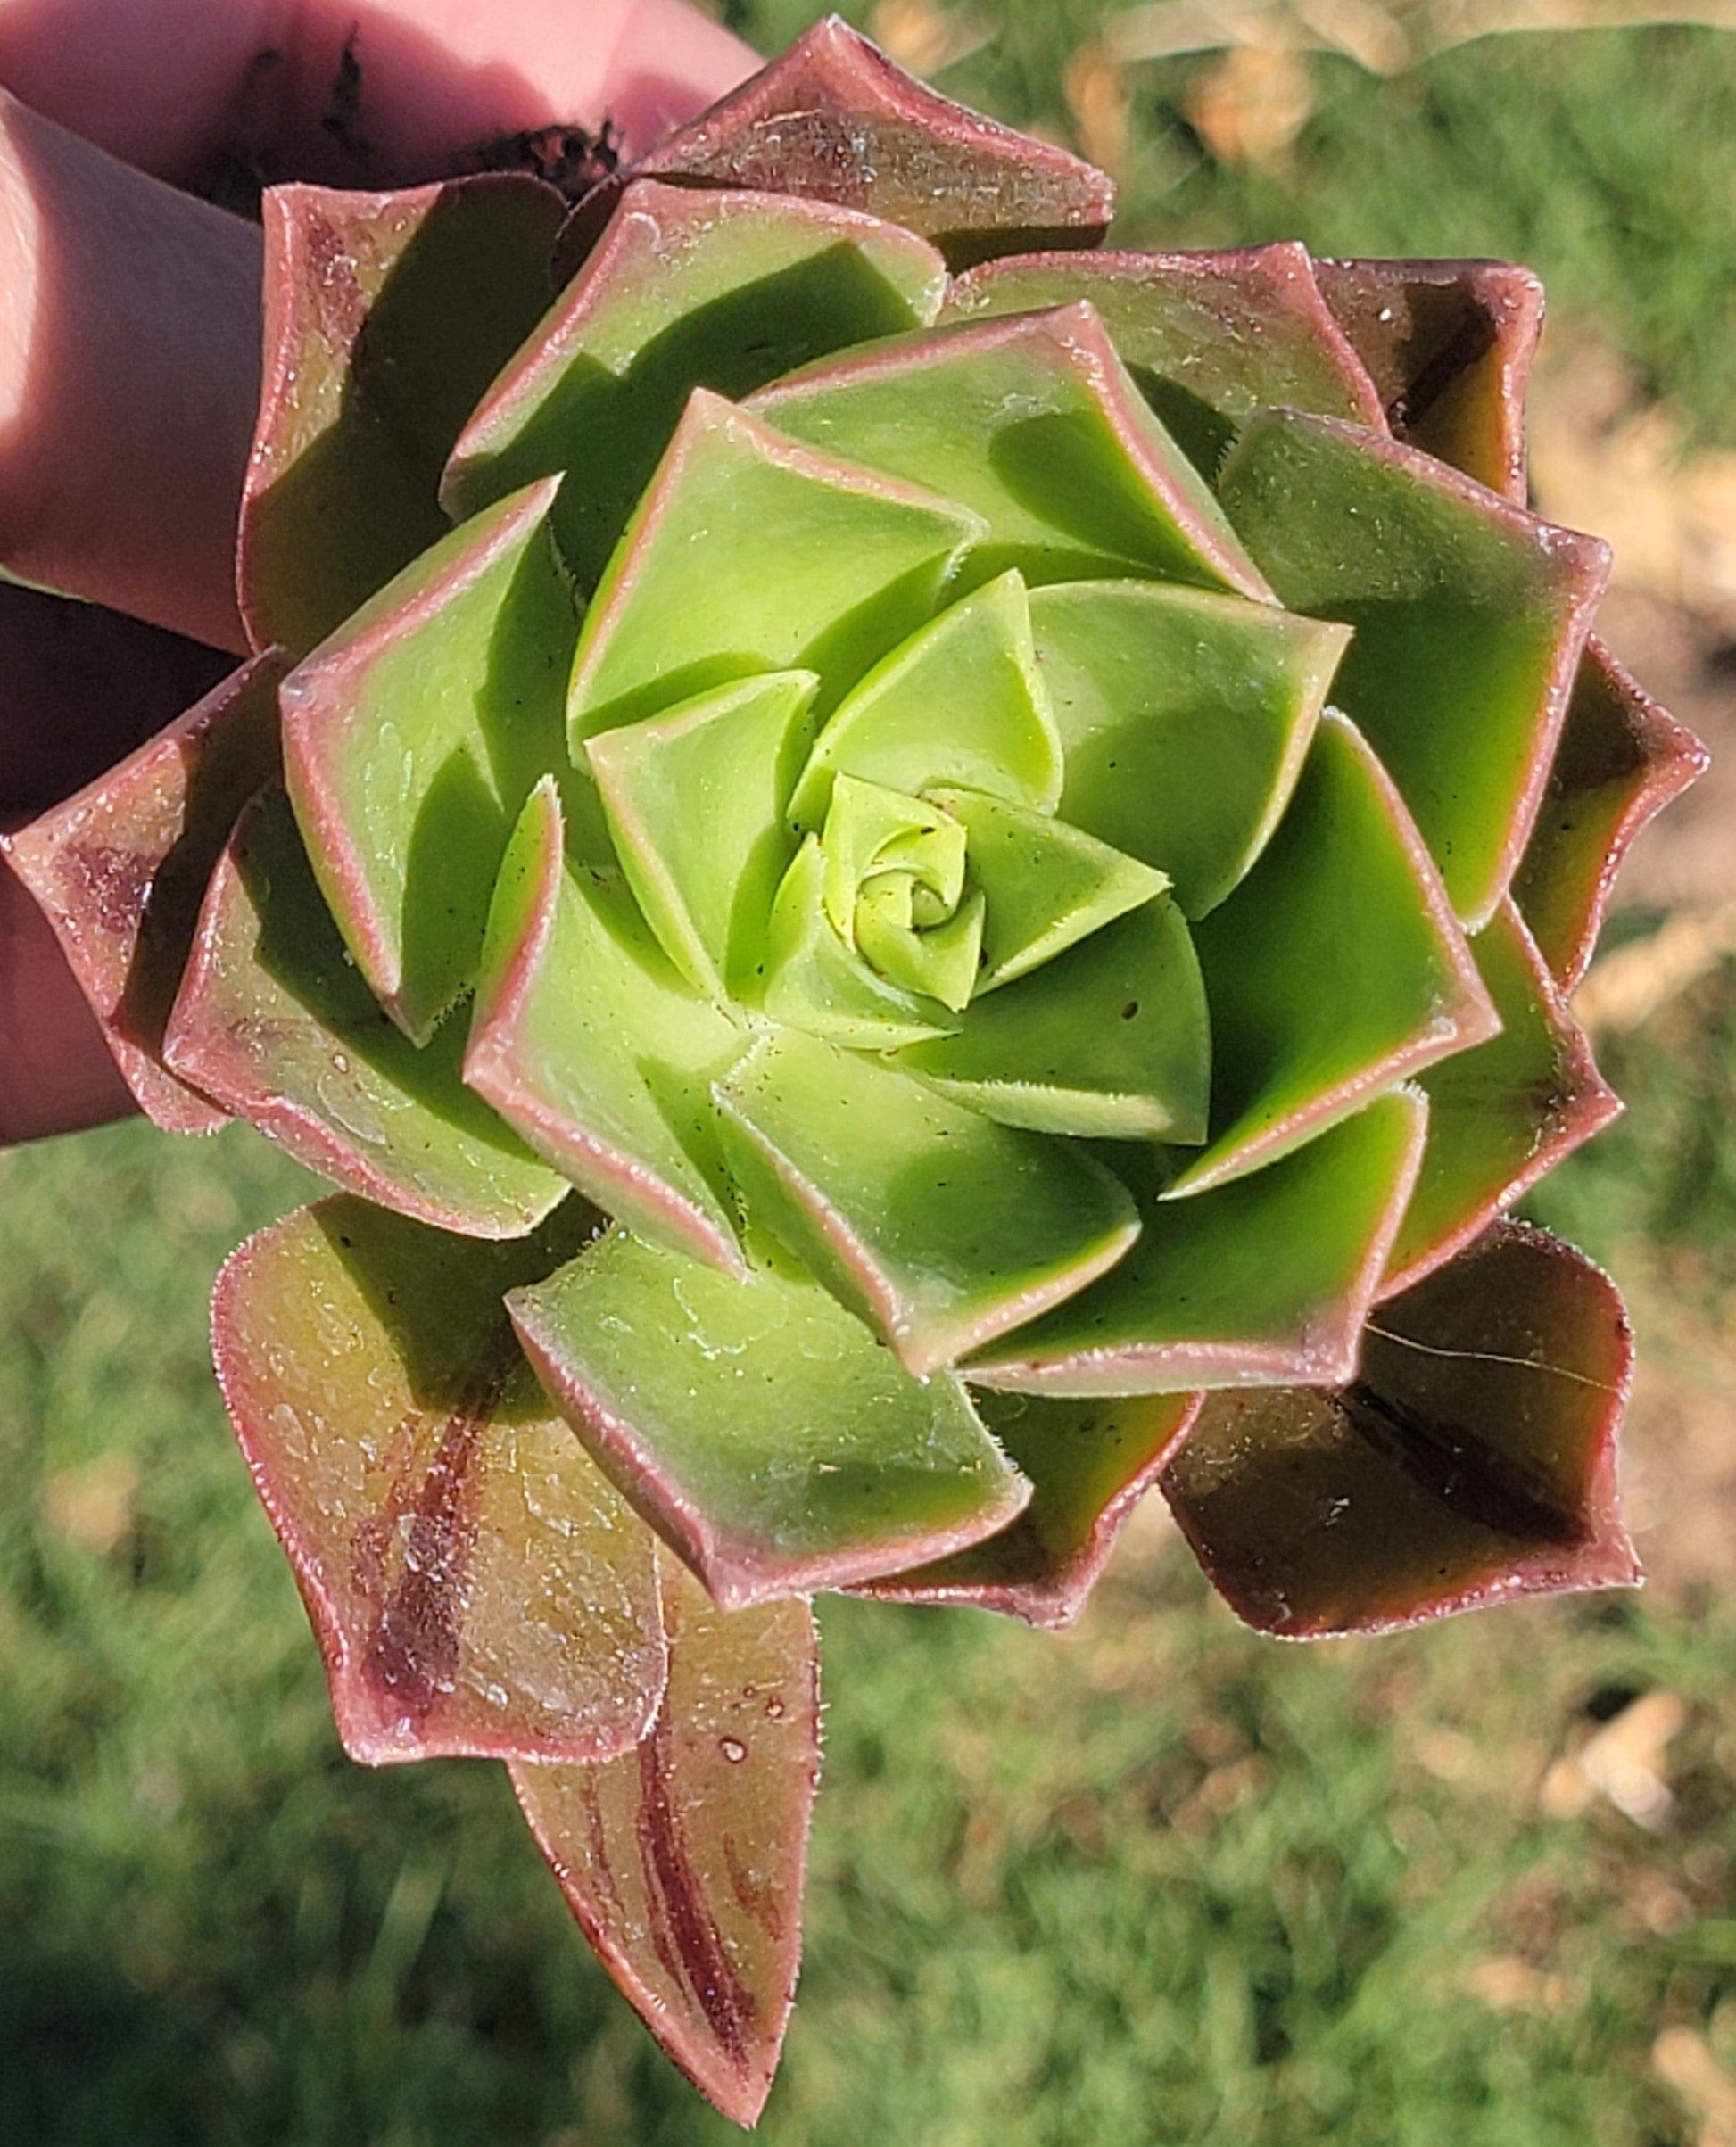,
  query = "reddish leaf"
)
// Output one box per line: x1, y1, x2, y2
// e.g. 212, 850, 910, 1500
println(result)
627, 15, 1113, 269
853, 1388, 1201, 1628
242, 175, 565, 658
1515, 635, 1710, 992
512, 1551, 818, 2127
1162, 1220, 1638, 1638
3, 654, 283, 1132
212, 1196, 666, 1765
1312, 256, 1543, 501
